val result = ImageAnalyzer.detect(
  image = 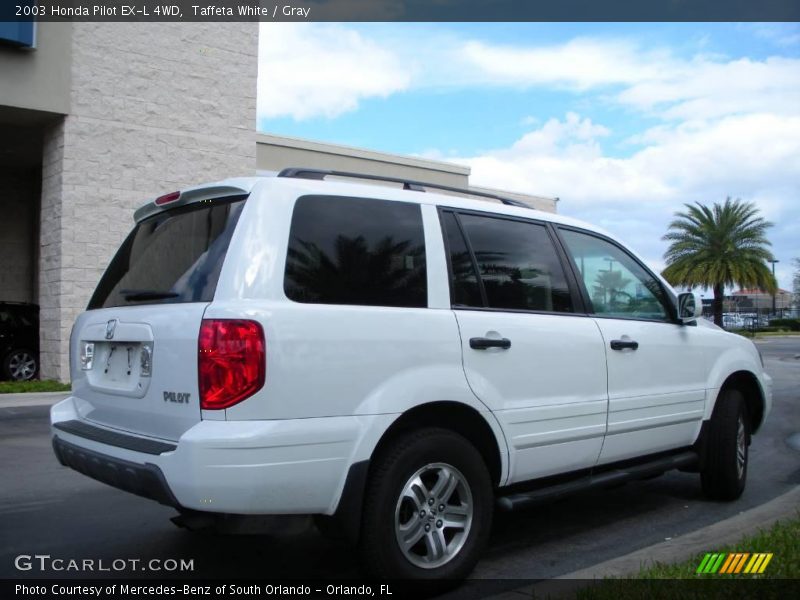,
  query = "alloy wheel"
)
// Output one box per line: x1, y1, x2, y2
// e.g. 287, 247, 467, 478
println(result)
9, 351, 36, 381
393, 462, 473, 569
